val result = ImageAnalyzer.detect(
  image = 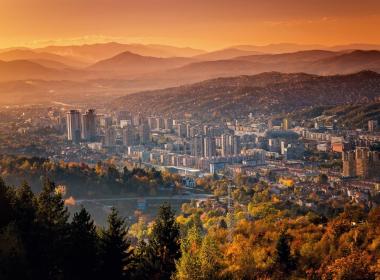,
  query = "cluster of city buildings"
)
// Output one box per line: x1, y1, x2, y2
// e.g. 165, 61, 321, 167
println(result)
343, 147, 380, 179
63, 109, 380, 183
